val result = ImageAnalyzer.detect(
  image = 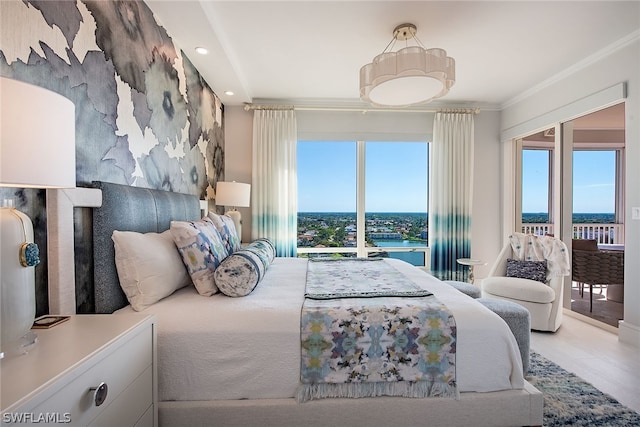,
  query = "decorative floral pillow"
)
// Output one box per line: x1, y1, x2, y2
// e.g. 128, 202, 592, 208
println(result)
214, 238, 276, 297
170, 218, 229, 296
207, 212, 241, 253
506, 258, 547, 283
